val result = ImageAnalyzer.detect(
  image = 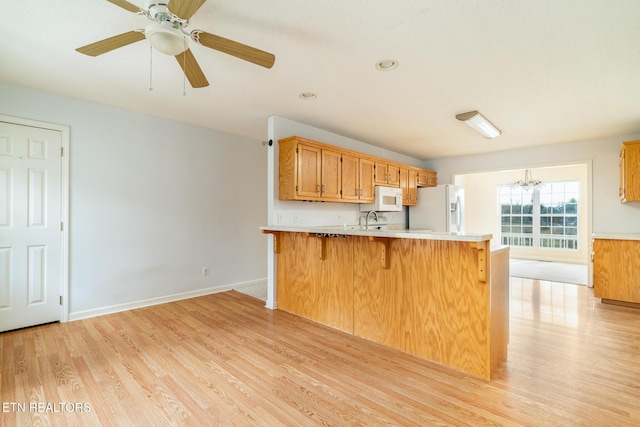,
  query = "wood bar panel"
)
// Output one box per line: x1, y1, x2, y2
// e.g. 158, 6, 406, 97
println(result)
276, 232, 354, 333
275, 232, 507, 380
354, 237, 492, 379
352, 236, 402, 349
